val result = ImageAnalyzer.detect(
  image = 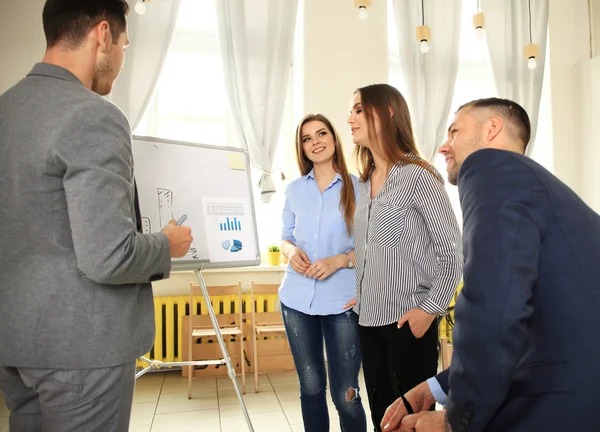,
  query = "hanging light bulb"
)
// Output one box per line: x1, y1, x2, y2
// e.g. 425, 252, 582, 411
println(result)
524, 43, 539, 70
524, 1, 538, 70
135, 0, 147, 15
358, 6, 368, 20
416, 25, 431, 54
528, 57, 537, 69
473, 12, 485, 39
353, 0, 371, 21
416, 1, 431, 54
